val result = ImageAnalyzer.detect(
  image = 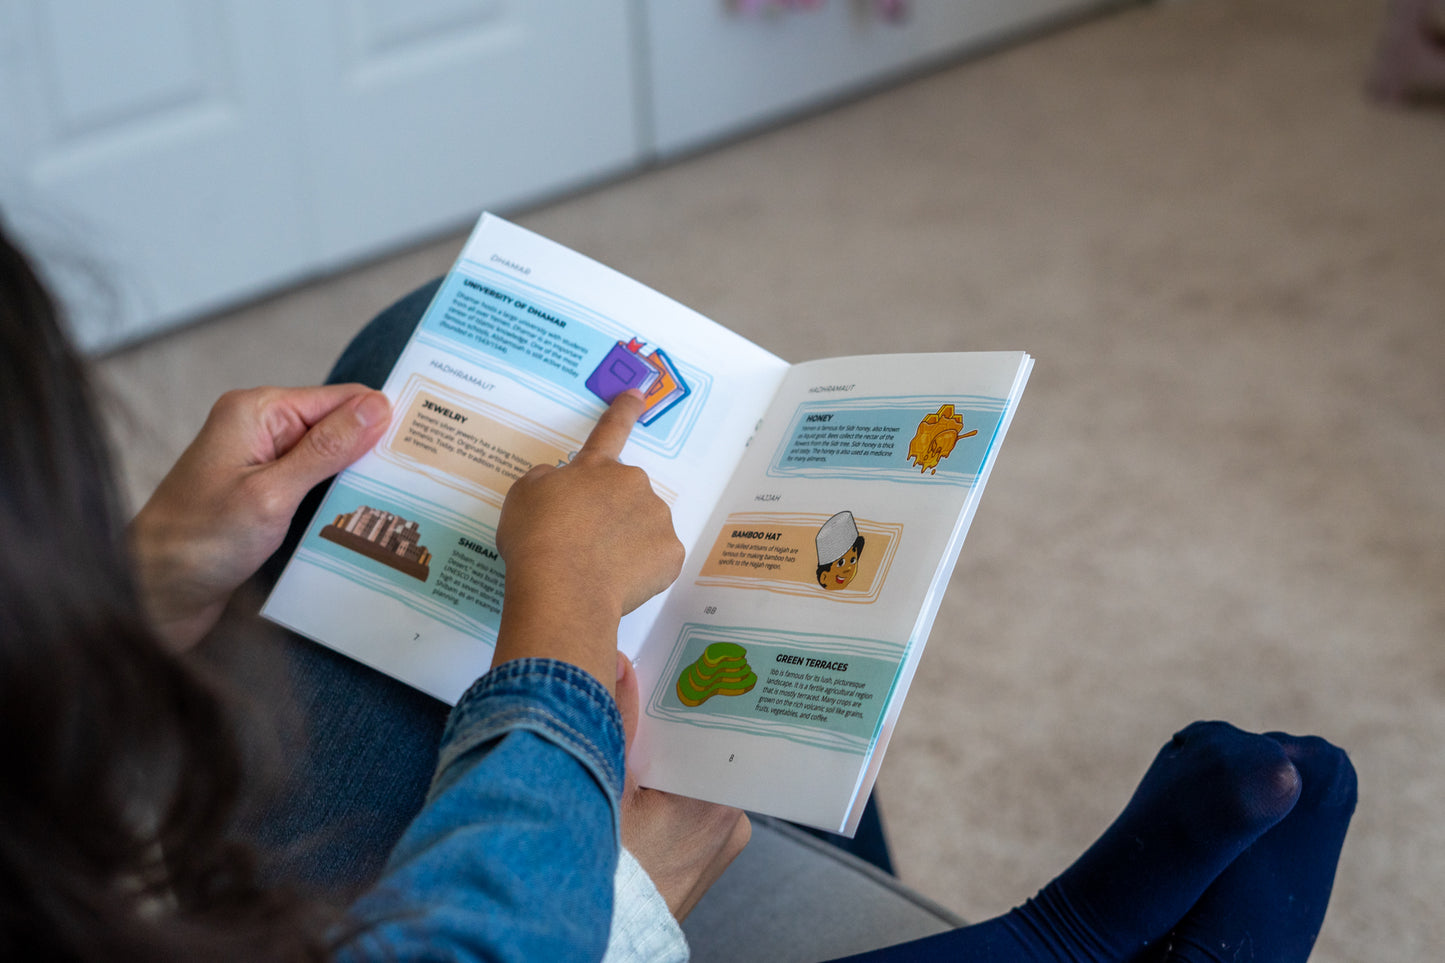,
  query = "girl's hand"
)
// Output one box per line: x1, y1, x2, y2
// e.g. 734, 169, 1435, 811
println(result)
492, 391, 685, 688
616, 653, 750, 920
